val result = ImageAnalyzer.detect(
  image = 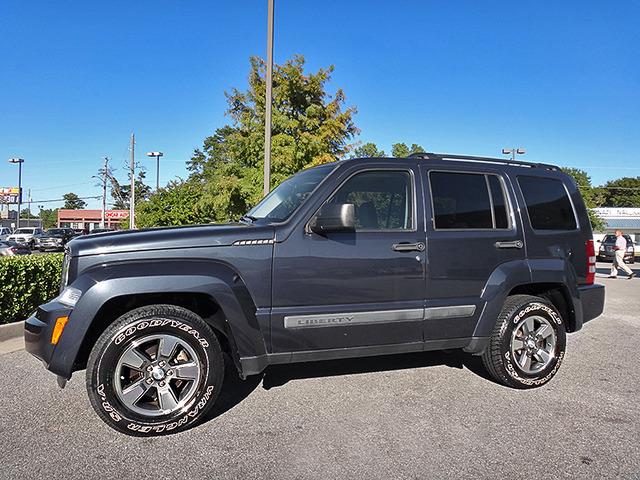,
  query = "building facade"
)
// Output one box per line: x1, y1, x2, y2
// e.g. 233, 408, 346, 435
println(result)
57, 209, 129, 231
593, 208, 640, 242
